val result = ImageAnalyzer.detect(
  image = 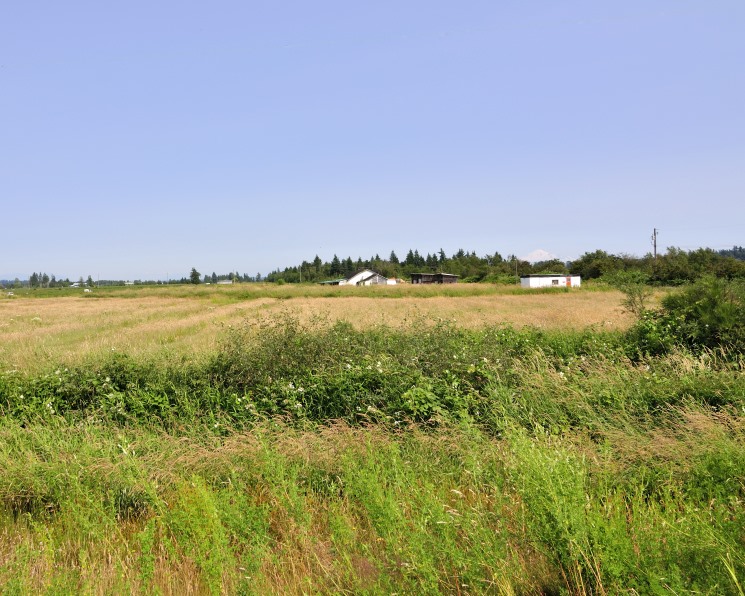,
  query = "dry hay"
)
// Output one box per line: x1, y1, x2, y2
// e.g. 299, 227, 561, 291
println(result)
0, 290, 632, 370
